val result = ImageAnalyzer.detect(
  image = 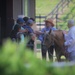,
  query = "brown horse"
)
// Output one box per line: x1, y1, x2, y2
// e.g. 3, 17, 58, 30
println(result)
43, 29, 68, 61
